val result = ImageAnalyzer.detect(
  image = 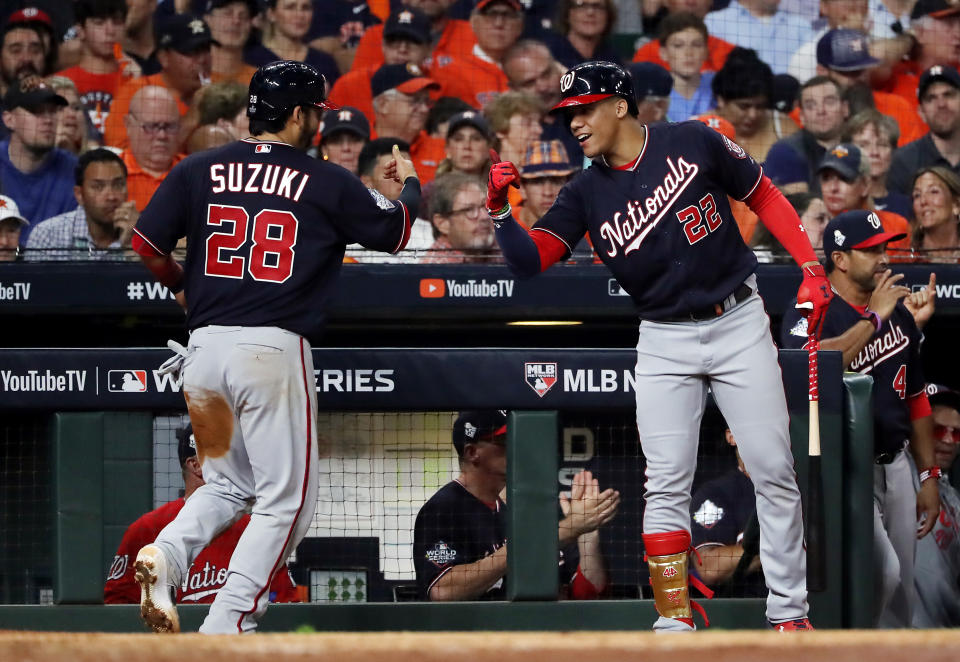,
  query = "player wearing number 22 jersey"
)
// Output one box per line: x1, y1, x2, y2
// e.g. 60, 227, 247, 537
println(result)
130, 61, 419, 635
